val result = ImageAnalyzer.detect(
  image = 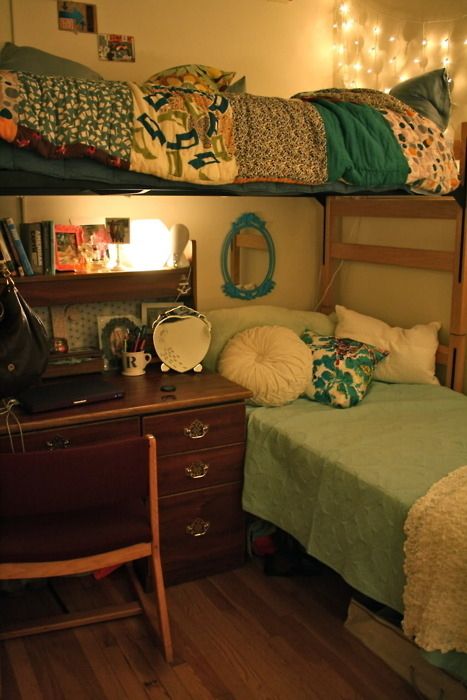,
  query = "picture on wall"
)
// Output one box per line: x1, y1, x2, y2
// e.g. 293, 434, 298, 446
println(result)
98, 34, 135, 62
57, 2, 97, 33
